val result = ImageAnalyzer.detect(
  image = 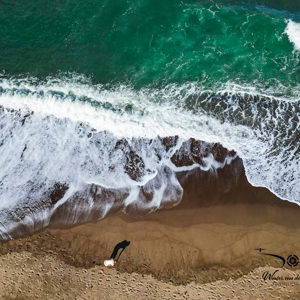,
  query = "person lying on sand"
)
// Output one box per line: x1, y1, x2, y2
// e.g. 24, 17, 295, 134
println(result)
104, 240, 131, 267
